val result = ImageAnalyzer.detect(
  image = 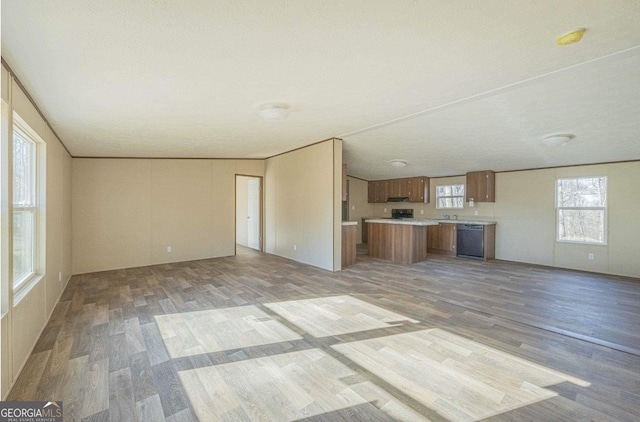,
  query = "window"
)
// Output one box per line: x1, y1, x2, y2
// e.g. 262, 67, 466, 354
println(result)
12, 123, 38, 291
556, 177, 607, 244
436, 184, 464, 209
